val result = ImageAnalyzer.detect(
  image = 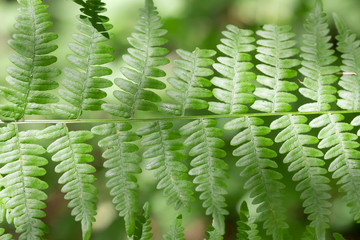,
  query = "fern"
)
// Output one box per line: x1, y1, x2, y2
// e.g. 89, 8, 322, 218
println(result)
161, 48, 215, 116
71, 0, 110, 39
1, 0, 360, 239
102, 0, 169, 119
310, 113, 360, 221
225, 117, 288, 239
209, 24, 256, 114
333, 14, 360, 111
251, 24, 299, 113
37, 124, 97, 240
0, 124, 48, 239
298, 0, 339, 112
0, 0, 60, 120
53, 0, 113, 119
136, 121, 194, 210
212, 23, 289, 239
271, 115, 331, 240
179, 119, 228, 234
91, 122, 141, 237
